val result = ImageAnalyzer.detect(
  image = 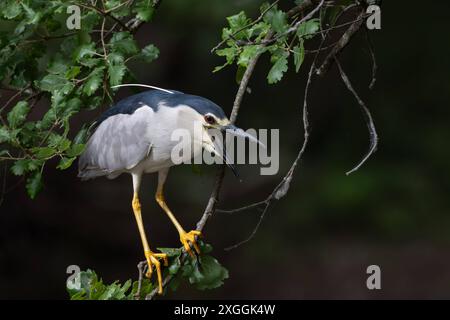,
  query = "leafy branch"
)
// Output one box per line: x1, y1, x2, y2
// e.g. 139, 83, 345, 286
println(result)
67, 241, 228, 300
0, 0, 160, 198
